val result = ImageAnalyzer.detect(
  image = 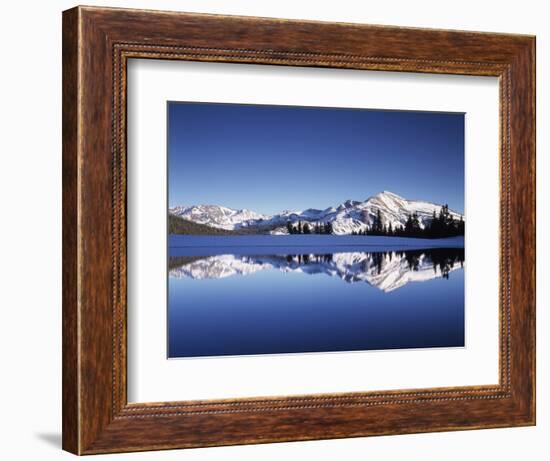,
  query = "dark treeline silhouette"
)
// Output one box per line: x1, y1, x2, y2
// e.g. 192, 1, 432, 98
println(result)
287, 220, 333, 235
393, 247, 465, 279
351, 205, 464, 239
261, 248, 464, 280
170, 249, 464, 287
